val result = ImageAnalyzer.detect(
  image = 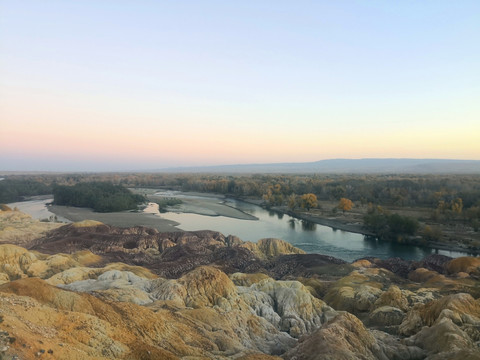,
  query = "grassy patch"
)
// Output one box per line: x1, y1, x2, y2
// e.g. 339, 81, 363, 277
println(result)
157, 198, 183, 212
